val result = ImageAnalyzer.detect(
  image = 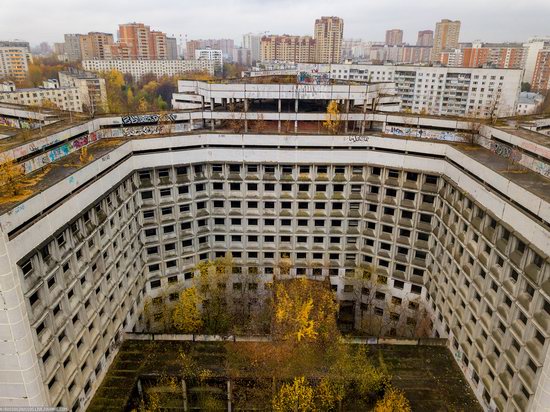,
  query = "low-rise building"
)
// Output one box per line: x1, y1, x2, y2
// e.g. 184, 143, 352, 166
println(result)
82, 59, 215, 81
59, 69, 108, 113
0, 80, 82, 111
516, 92, 545, 115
